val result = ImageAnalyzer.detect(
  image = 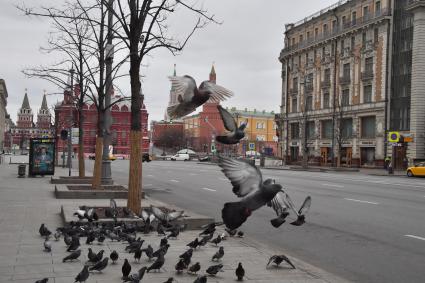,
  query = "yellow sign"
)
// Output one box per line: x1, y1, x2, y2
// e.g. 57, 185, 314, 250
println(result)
388, 132, 400, 143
